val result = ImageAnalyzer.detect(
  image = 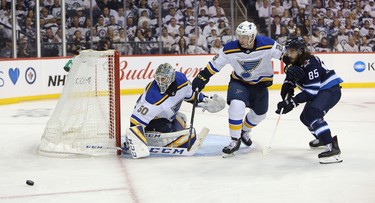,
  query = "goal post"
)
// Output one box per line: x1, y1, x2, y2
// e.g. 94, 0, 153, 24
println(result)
39, 50, 122, 156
